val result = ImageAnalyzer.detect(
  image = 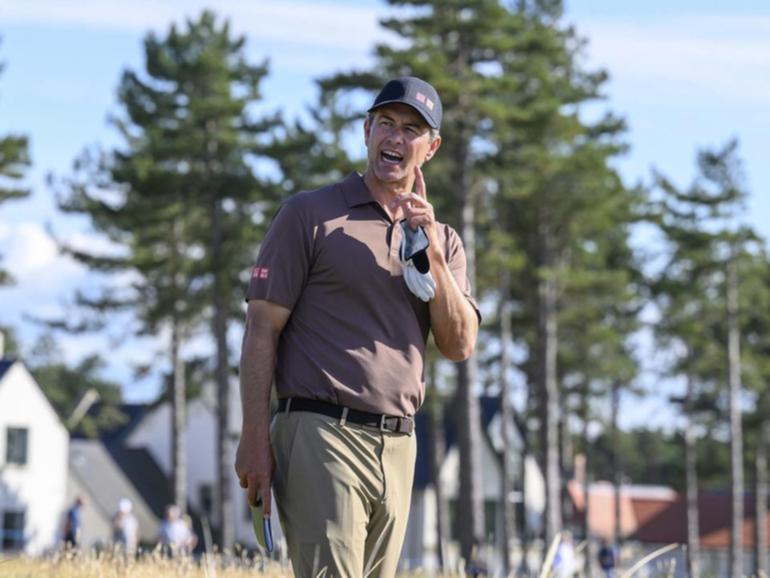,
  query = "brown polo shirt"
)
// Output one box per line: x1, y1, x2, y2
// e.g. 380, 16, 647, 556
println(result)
246, 172, 478, 417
